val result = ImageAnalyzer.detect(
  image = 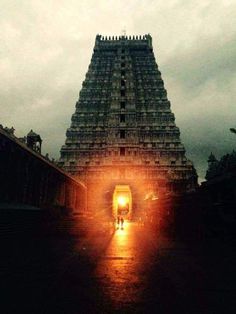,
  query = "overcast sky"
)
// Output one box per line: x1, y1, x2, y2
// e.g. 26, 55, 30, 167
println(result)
1, 0, 236, 181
